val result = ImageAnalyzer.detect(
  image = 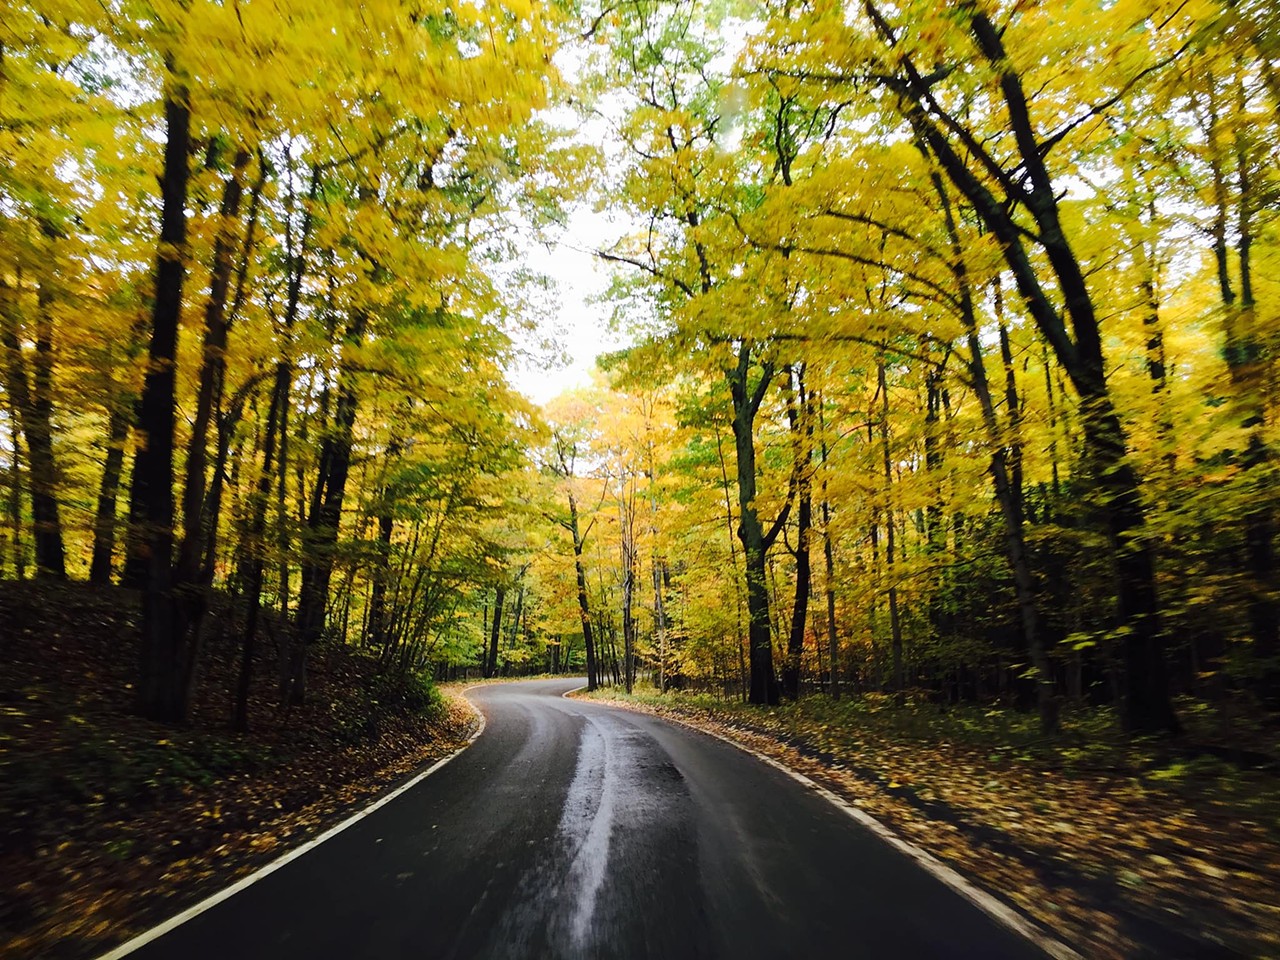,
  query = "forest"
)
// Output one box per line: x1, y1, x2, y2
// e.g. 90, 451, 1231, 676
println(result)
2, 0, 1280, 953
6, 0, 1277, 733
